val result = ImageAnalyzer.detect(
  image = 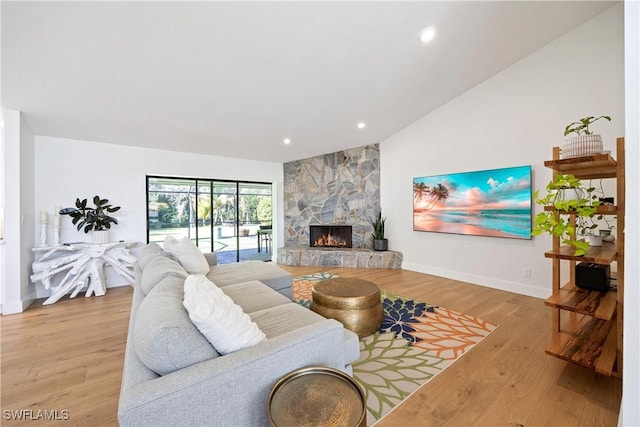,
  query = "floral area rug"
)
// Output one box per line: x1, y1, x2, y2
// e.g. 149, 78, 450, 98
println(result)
292, 272, 497, 425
